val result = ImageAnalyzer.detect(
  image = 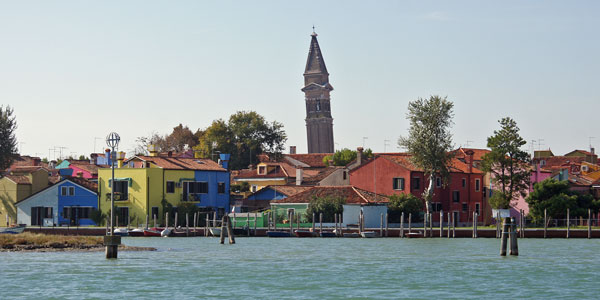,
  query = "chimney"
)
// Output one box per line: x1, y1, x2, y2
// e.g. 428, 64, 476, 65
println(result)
117, 152, 126, 168
33, 158, 41, 166
357, 147, 364, 166
290, 146, 297, 155
168, 151, 173, 157
296, 168, 303, 186
592, 147, 595, 155
219, 153, 230, 170
465, 150, 475, 173
105, 149, 112, 166
90, 153, 98, 165
148, 144, 158, 157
